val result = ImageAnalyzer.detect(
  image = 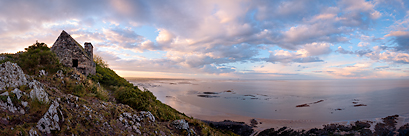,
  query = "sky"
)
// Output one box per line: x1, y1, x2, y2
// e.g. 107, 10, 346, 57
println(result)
1, 0, 409, 79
